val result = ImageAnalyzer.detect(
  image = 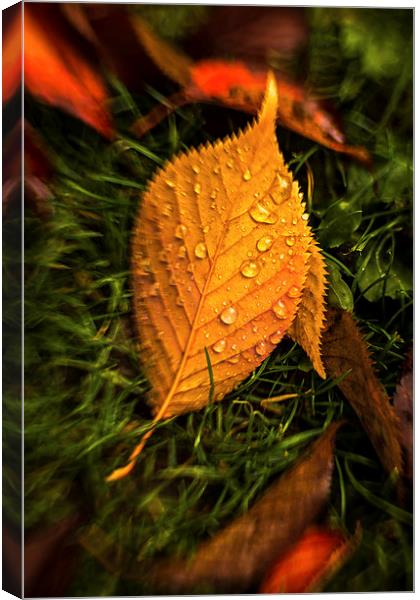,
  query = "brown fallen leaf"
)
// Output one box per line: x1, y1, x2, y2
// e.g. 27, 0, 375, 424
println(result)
393, 350, 413, 479
108, 73, 327, 481
130, 16, 370, 165
321, 307, 402, 476
138, 423, 341, 594
184, 6, 309, 67
259, 524, 360, 593
23, 4, 113, 138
